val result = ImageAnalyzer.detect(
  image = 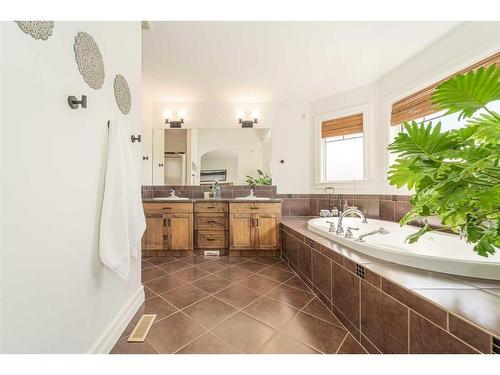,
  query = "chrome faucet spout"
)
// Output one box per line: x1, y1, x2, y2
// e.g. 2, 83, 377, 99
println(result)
336, 207, 367, 235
